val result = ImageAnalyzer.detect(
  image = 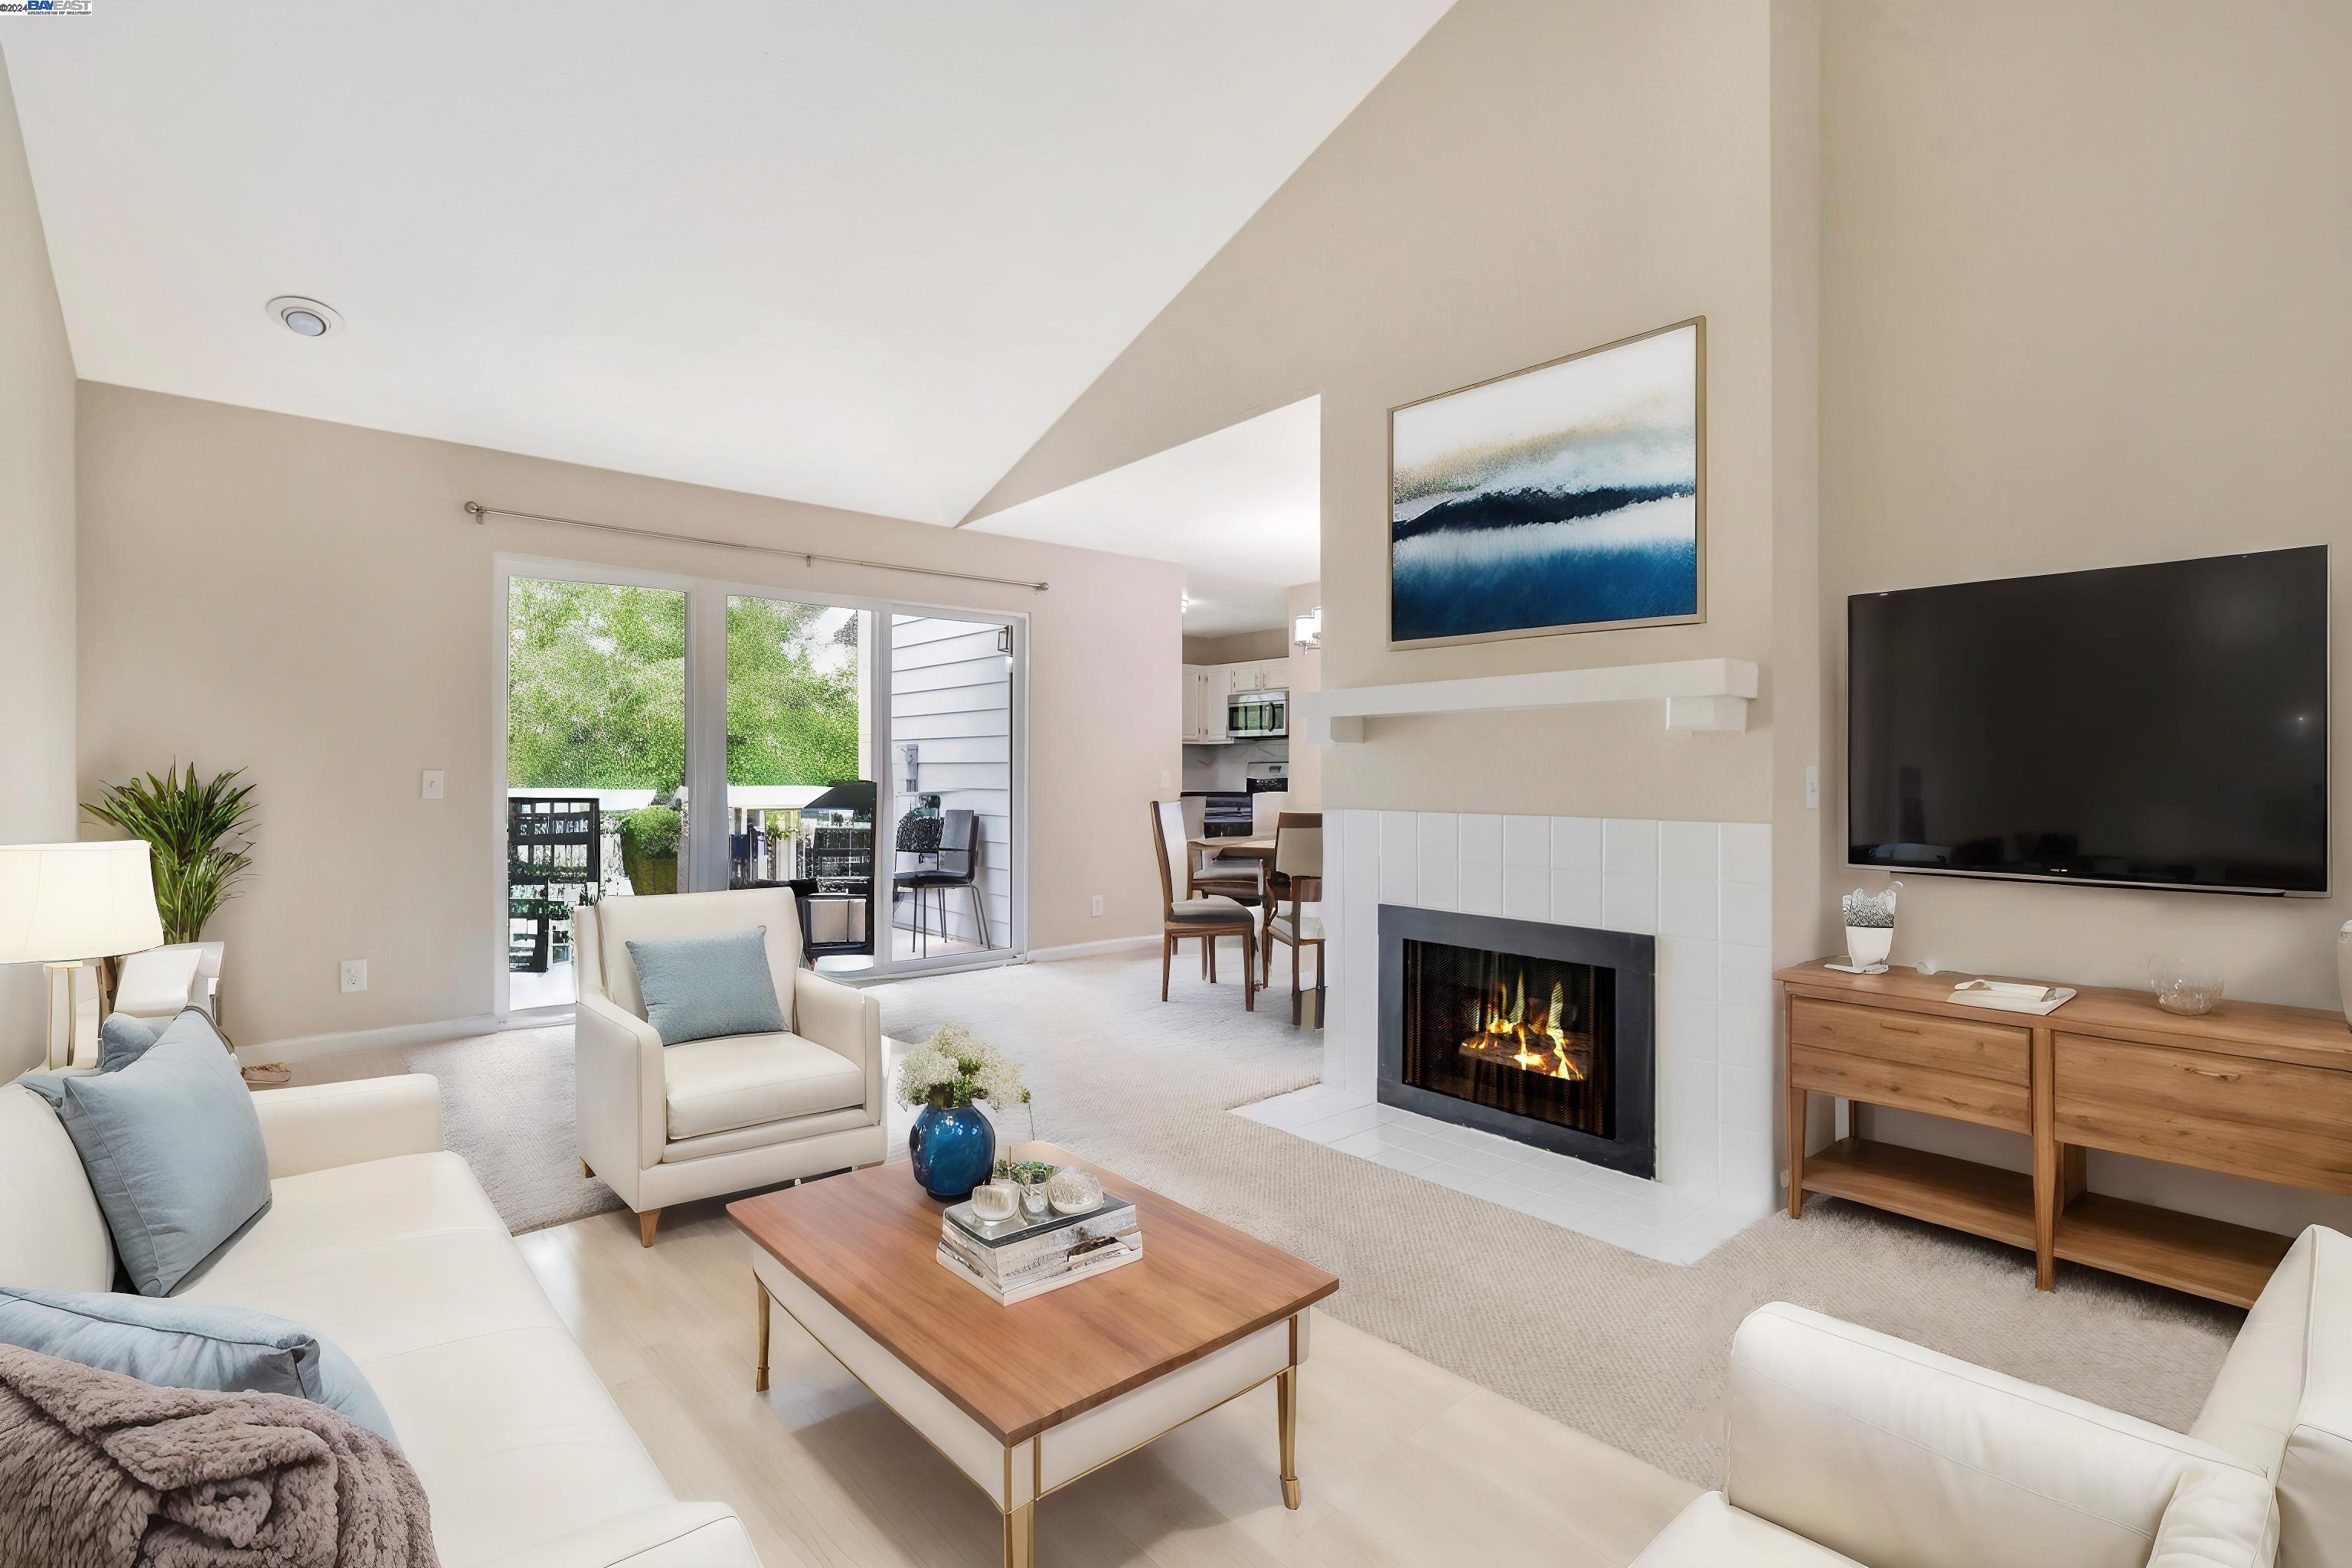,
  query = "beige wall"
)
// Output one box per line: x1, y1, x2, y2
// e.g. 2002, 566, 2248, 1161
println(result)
0, 63, 77, 1077
1283, 581, 1324, 809
1181, 628, 1289, 665
1818, 1, 2352, 1233
76, 384, 1181, 1047
971, 0, 1788, 826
